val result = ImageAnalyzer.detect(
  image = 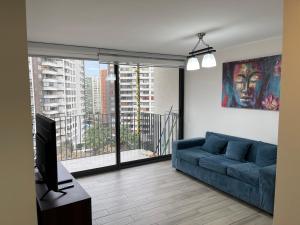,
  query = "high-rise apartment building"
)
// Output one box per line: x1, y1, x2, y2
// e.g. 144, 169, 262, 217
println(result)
100, 70, 109, 115
118, 65, 155, 131
29, 59, 157, 150
29, 57, 85, 146
100, 66, 115, 116
119, 65, 154, 114
84, 76, 100, 114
